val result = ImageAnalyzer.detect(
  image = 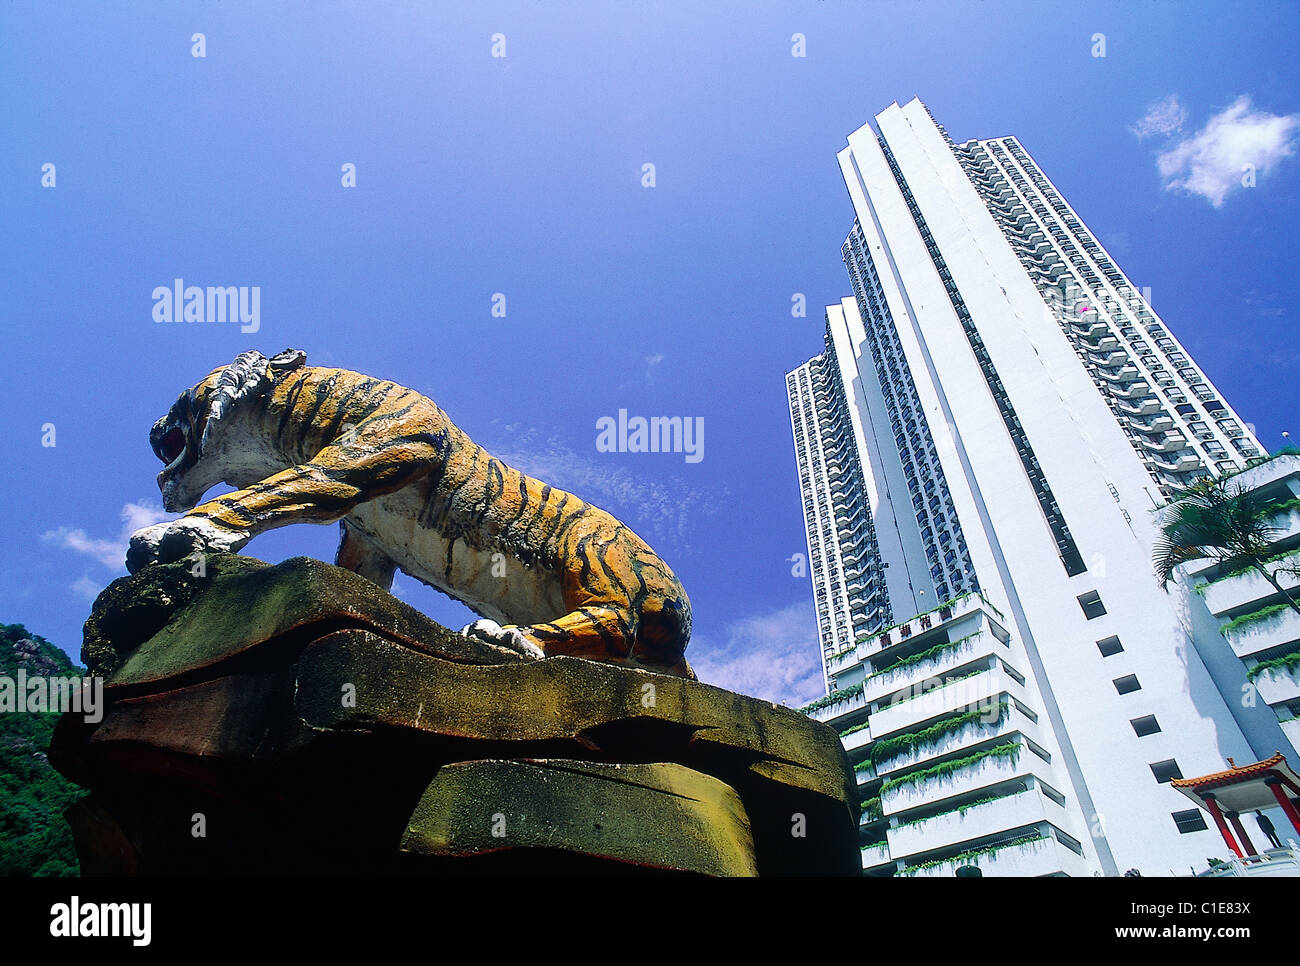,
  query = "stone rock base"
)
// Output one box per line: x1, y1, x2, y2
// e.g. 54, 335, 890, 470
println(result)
52, 555, 859, 875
